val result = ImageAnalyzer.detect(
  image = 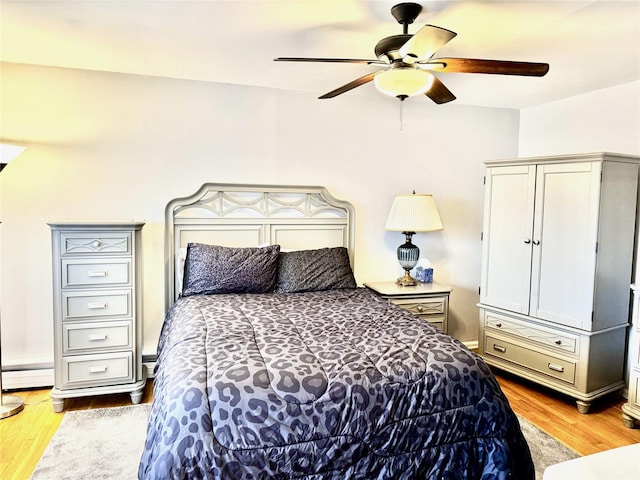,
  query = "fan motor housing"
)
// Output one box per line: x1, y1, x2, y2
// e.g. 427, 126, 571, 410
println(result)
375, 35, 412, 61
